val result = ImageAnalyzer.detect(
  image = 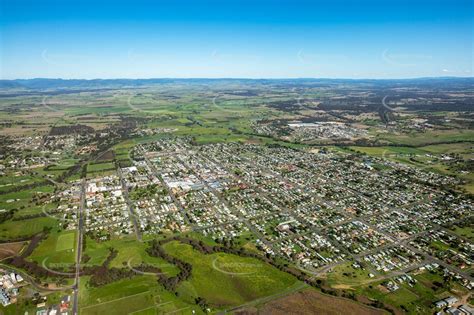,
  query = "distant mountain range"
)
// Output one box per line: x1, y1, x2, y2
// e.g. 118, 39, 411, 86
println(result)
1, 77, 472, 90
